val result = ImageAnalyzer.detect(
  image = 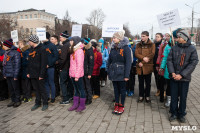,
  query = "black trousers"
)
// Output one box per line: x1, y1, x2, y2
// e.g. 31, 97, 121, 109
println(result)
21, 79, 31, 99
126, 67, 136, 92
0, 79, 8, 98
7, 78, 21, 102
166, 79, 171, 96
158, 76, 166, 100
100, 68, 107, 81
84, 75, 92, 101
138, 73, 152, 97
30, 78, 48, 105
91, 75, 100, 96
54, 66, 60, 97
154, 66, 159, 90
